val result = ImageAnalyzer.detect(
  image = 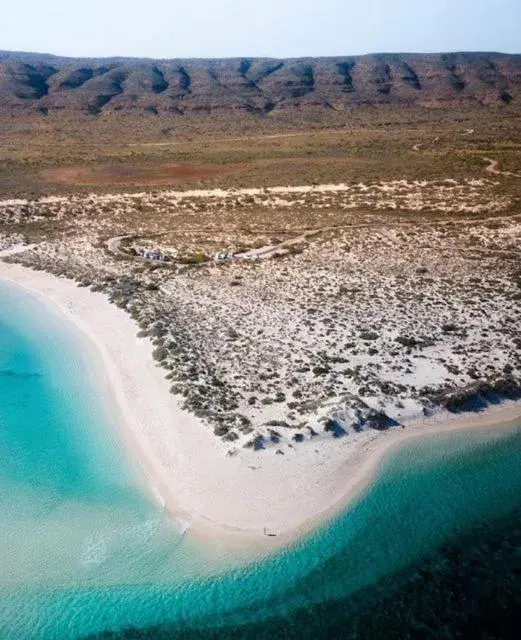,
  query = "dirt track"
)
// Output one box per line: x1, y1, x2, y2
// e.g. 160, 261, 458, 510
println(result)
483, 157, 521, 178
